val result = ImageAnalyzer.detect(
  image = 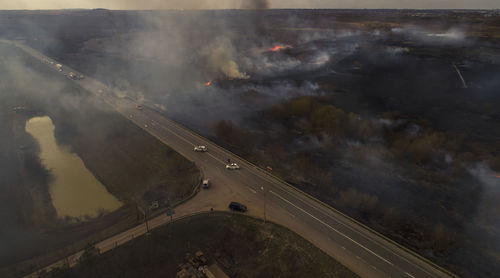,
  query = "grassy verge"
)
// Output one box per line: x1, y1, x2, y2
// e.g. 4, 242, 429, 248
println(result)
42, 212, 359, 278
